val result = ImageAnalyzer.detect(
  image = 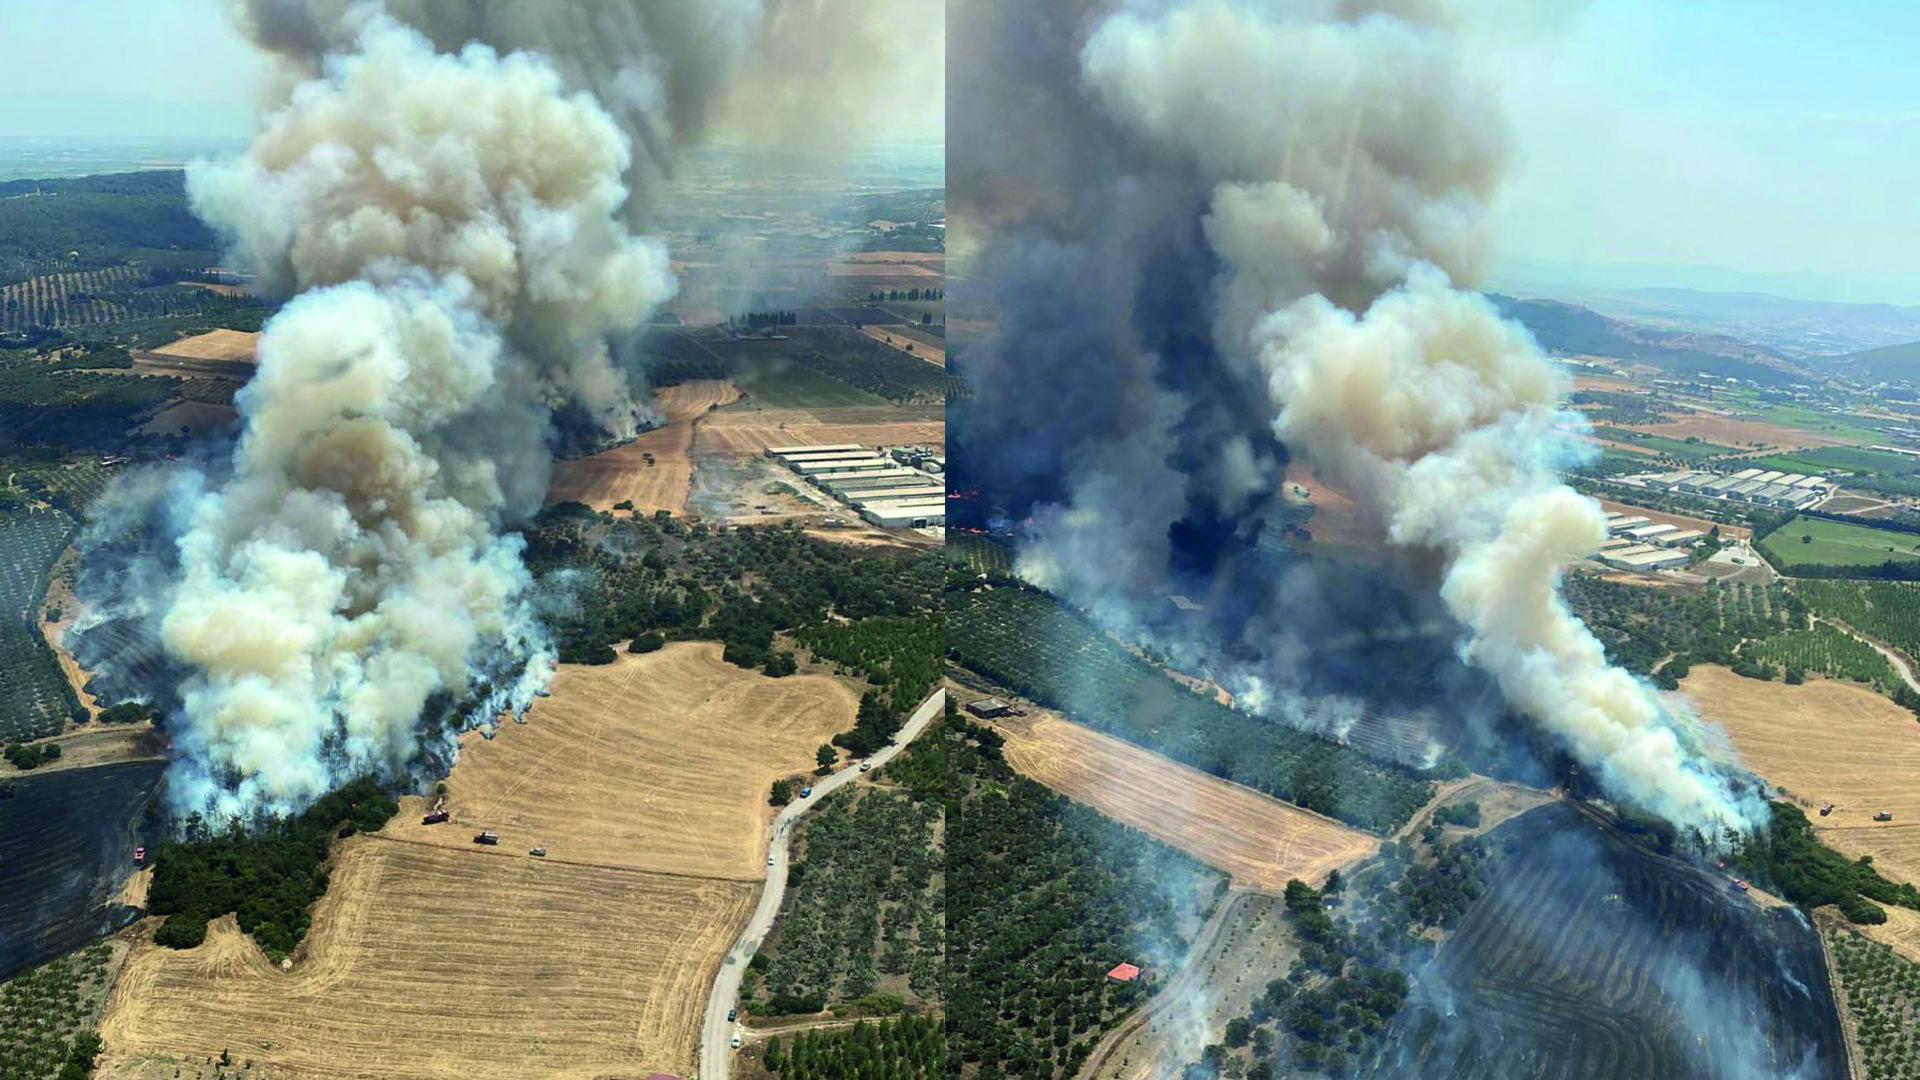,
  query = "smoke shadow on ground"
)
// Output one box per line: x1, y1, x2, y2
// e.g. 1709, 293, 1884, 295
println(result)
1362, 802, 1846, 1080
